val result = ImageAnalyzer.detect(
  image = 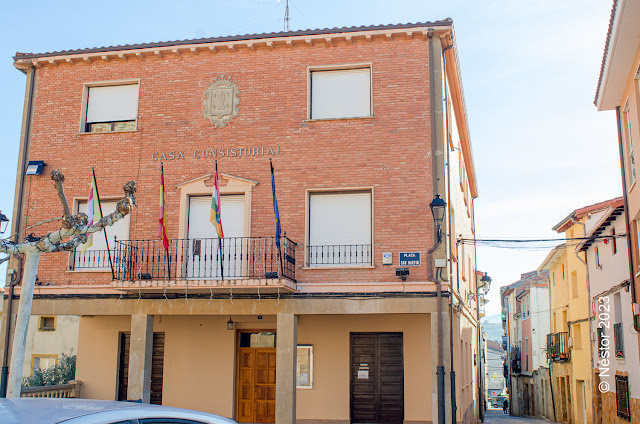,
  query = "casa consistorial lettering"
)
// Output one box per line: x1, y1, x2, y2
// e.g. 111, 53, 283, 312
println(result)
151, 146, 282, 161
203, 75, 240, 127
